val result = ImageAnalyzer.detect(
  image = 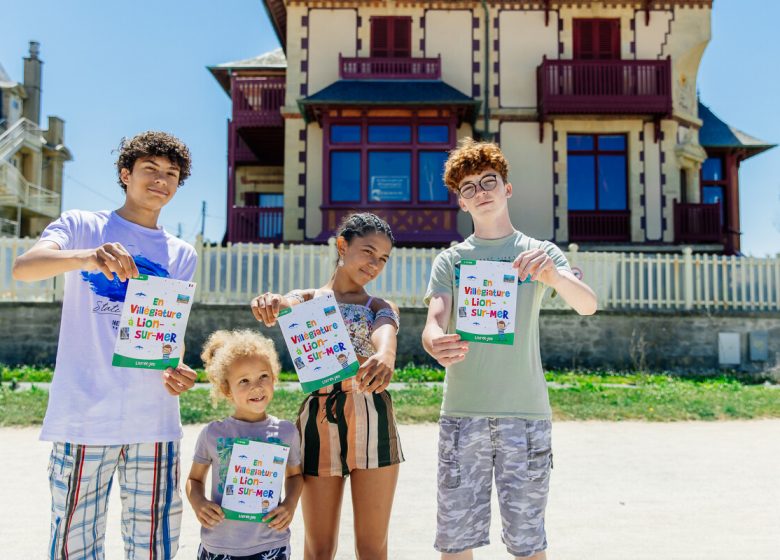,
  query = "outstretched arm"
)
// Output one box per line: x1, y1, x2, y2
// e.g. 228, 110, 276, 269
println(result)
13, 240, 139, 283
359, 300, 400, 393
513, 249, 597, 315
250, 289, 316, 326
